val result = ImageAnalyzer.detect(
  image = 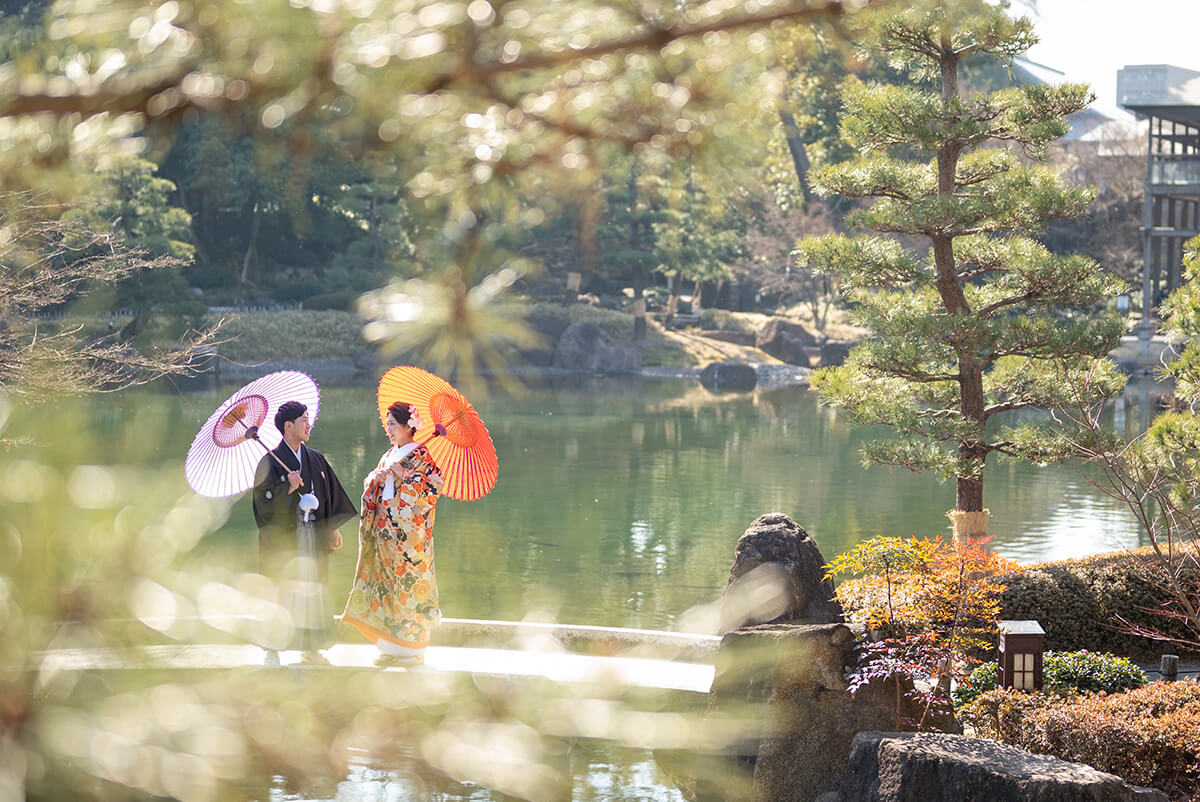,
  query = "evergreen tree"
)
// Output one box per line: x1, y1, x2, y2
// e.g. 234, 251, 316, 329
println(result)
593, 154, 666, 340
792, 0, 1126, 526
68, 154, 204, 331
653, 166, 742, 322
